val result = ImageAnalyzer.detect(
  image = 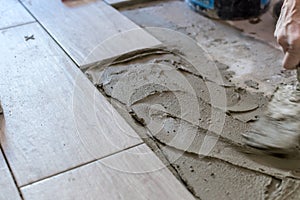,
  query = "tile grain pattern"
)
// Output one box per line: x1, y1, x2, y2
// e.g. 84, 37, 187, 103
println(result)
0, 152, 21, 200
21, 144, 195, 200
20, 0, 161, 67
0, 113, 21, 200
0, 23, 142, 186
0, 0, 35, 30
